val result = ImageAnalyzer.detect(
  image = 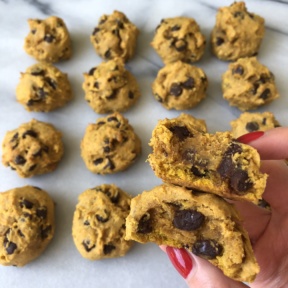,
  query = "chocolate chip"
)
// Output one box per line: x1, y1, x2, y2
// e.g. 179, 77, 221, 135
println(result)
82, 240, 95, 252
173, 39, 187, 52
42, 145, 49, 153
93, 158, 103, 165
104, 189, 119, 204
14, 155, 26, 165
10, 133, 19, 142
104, 49, 111, 59
112, 29, 120, 37
170, 83, 183, 96
246, 121, 259, 132
230, 169, 252, 193
94, 81, 99, 89
33, 149, 42, 157
191, 166, 207, 177
137, 214, 153, 234
173, 209, 205, 231
44, 34, 54, 43
171, 25, 181, 31
169, 125, 192, 141
107, 116, 118, 122
103, 146, 111, 153
104, 157, 115, 170
251, 83, 259, 95
262, 118, 267, 125
22, 130, 37, 139
36, 207, 47, 219
116, 20, 124, 29
106, 90, 117, 100
28, 164, 37, 171
23, 212, 32, 219
31, 70, 44, 76
232, 66, 244, 75
128, 91, 134, 99
5, 242, 17, 255
40, 225, 51, 239
103, 244, 115, 255
182, 148, 196, 162
45, 77, 57, 89
192, 239, 223, 259
31, 29, 36, 34
37, 88, 47, 99
92, 27, 100, 35
88, 67, 97, 75
259, 88, 271, 100
17, 230, 25, 238
216, 37, 224, 46
234, 11, 244, 19
97, 121, 105, 125
83, 220, 90, 226
96, 214, 109, 223
182, 77, 195, 89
